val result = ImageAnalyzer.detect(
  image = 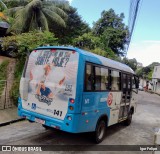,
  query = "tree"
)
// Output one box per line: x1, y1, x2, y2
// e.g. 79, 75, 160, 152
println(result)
122, 57, 138, 71
73, 32, 100, 50
5, 0, 70, 33
2, 30, 58, 57
136, 62, 160, 79
0, 0, 7, 11
50, 6, 91, 44
93, 9, 129, 56
2, 0, 30, 9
